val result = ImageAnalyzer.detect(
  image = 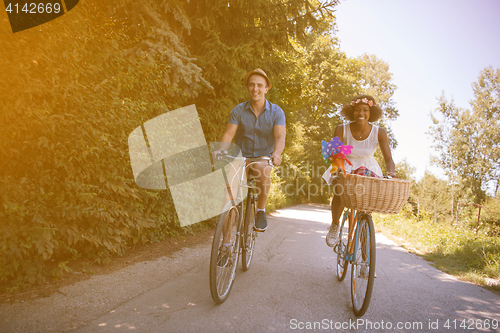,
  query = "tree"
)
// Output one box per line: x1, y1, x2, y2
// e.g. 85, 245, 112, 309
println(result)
429, 67, 500, 204
0, 0, 210, 288
470, 66, 500, 194
356, 54, 400, 174
430, 95, 488, 204
395, 158, 416, 180
184, 0, 340, 141
413, 171, 454, 222
358, 54, 399, 122
286, 32, 362, 202
357, 53, 399, 149
183, 0, 355, 203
